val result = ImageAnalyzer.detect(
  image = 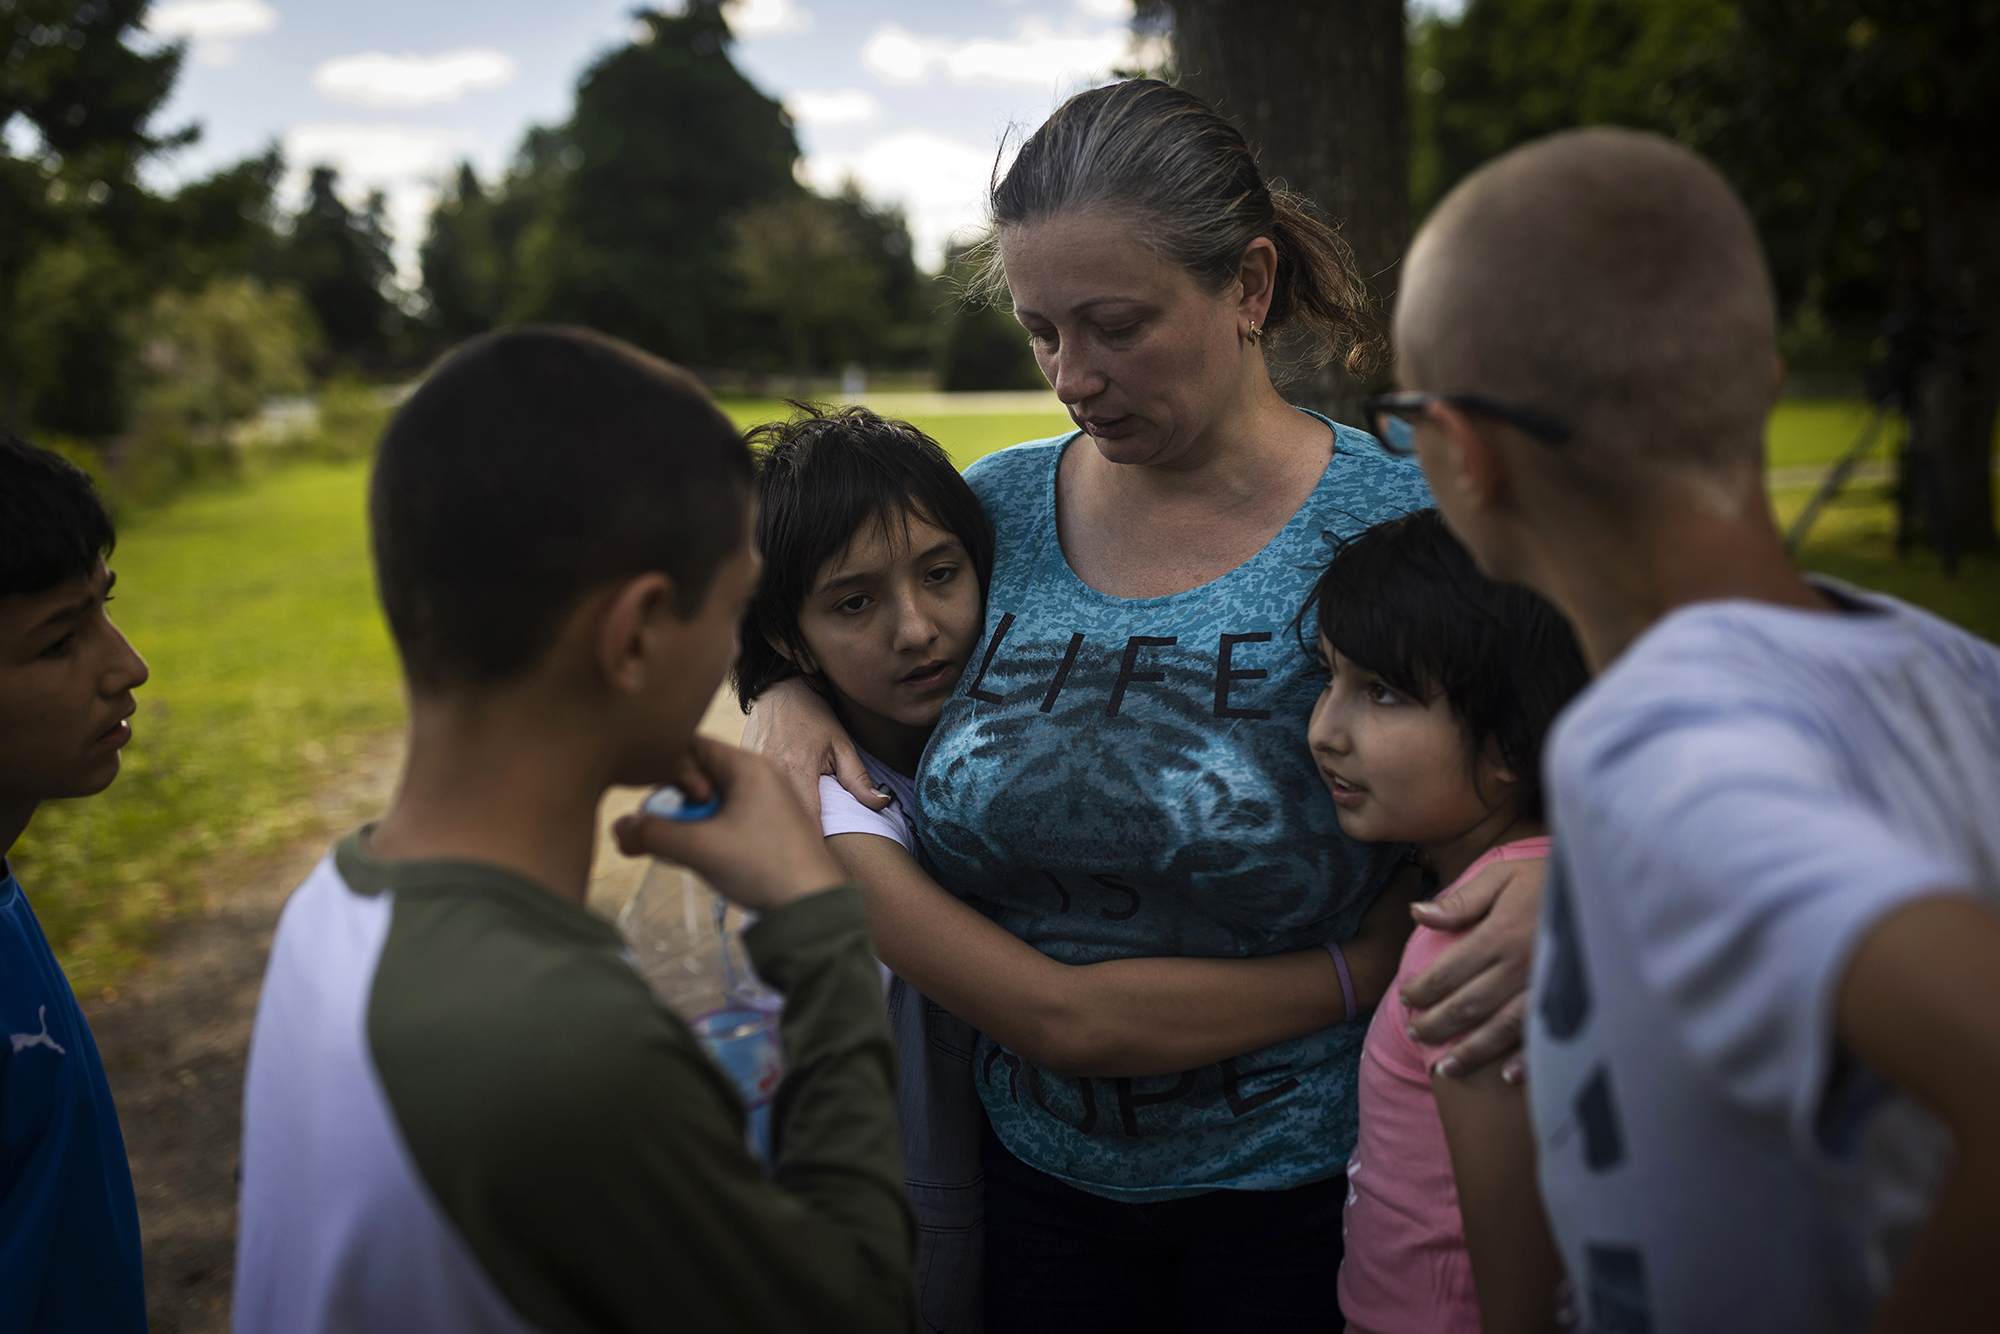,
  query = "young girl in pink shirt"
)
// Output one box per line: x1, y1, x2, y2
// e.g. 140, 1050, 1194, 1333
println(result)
1304, 509, 1589, 1334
